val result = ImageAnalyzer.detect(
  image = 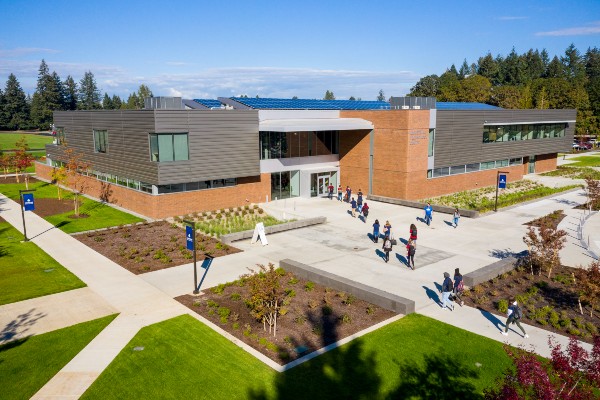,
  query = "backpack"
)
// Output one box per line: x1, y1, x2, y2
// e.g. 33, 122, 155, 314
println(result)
446, 277, 453, 291
456, 279, 464, 292
514, 306, 523, 320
